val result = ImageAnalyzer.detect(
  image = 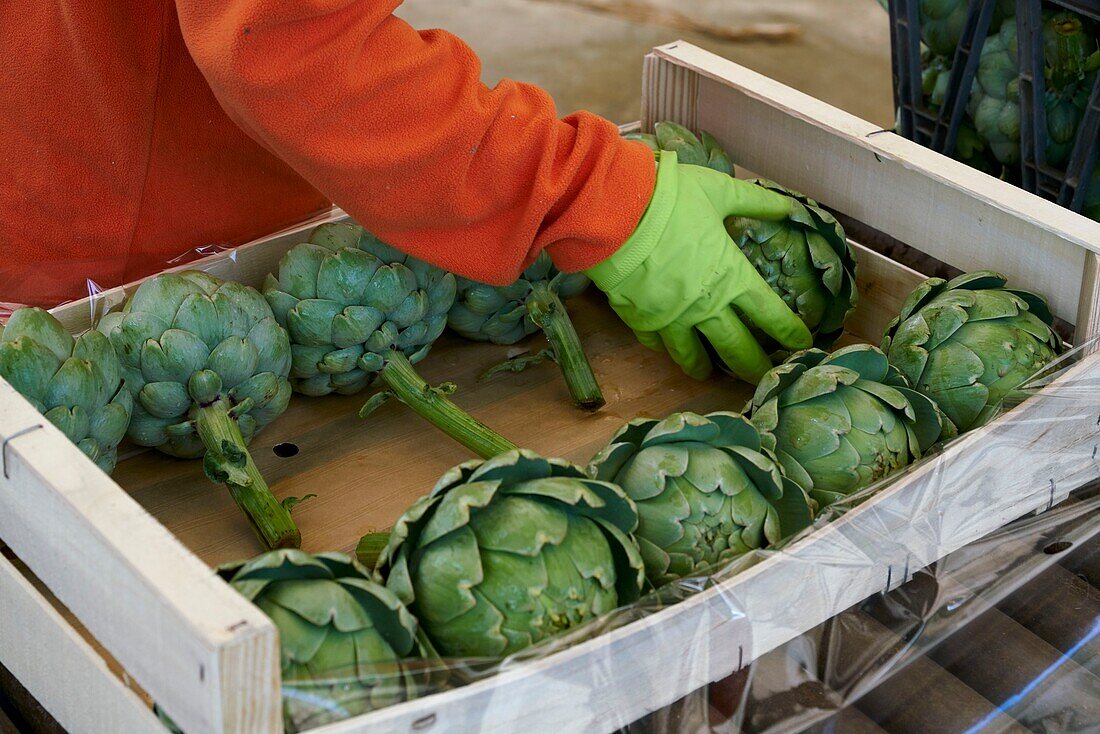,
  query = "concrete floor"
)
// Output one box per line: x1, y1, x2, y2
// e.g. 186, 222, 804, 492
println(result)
396, 0, 895, 126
